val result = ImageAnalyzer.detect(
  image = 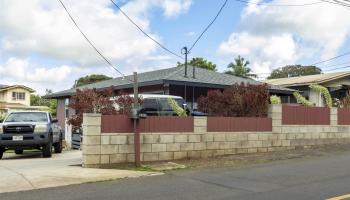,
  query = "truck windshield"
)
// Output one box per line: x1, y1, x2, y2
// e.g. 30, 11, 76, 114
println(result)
4, 112, 48, 122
